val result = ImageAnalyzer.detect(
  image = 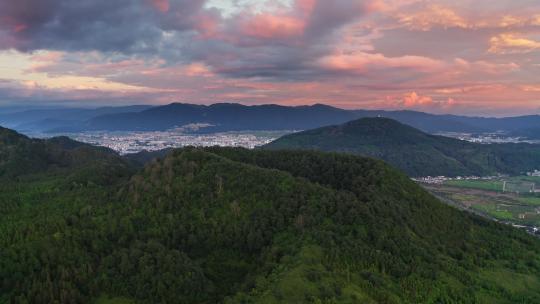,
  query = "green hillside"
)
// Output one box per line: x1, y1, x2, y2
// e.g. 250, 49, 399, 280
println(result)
0, 131, 539, 302
264, 118, 540, 177
0, 126, 133, 183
